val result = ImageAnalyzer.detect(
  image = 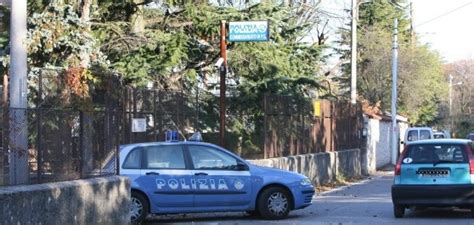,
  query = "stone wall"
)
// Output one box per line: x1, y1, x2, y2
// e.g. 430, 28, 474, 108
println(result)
0, 176, 130, 225
249, 149, 361, 186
